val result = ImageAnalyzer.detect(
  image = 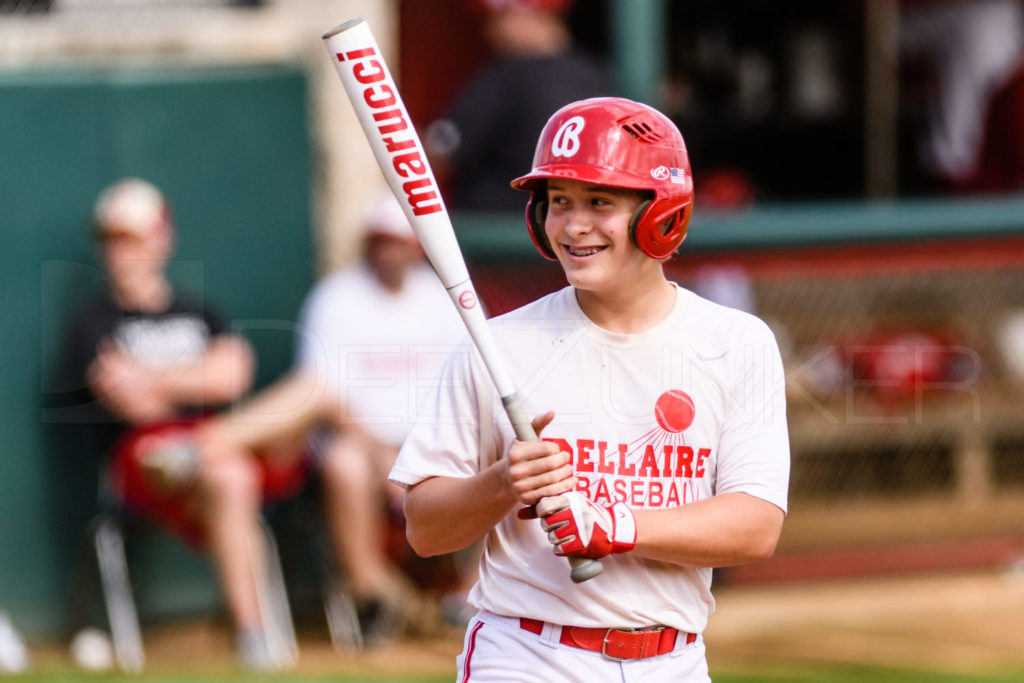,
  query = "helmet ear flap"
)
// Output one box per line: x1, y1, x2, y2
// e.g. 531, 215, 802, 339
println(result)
525, 191, 558, 261
631, 198, 689, 260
